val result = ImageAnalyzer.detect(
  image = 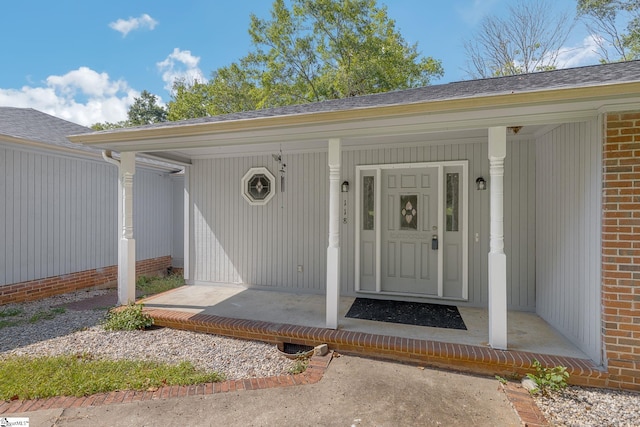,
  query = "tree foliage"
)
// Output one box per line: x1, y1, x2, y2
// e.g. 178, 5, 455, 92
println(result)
167, 0, 443, 120
577, 0, 640, 61
91, 121, 129, 131
91, 90, 167, 130
127, 90, 167, 126
463, 0, 574, 78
